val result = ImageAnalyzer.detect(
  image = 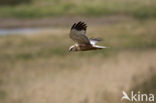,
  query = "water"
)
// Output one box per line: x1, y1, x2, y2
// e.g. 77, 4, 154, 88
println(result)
0, 28, 40, 35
